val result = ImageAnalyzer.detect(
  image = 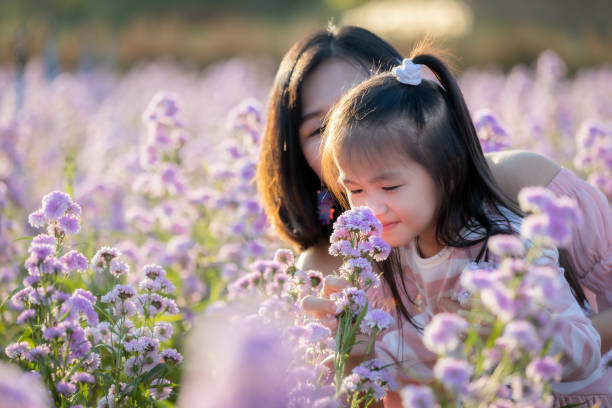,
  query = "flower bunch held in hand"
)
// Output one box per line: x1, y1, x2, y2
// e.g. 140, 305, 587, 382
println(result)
327, 207, 396, 405
401, 187, 583, 407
